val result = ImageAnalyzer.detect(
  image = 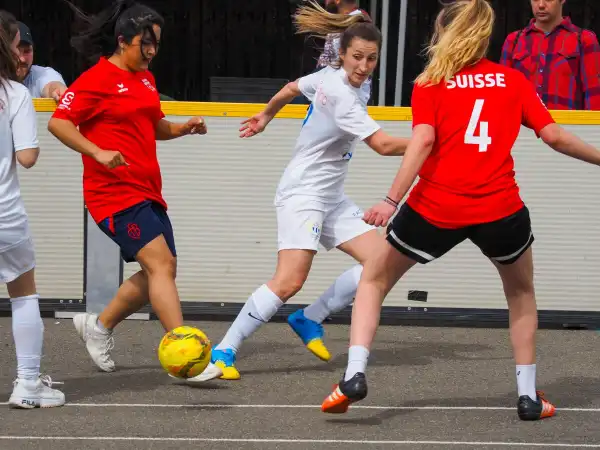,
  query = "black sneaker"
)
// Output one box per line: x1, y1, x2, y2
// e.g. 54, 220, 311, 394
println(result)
321, 372, 368, 413
517, 390, 556, 421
